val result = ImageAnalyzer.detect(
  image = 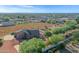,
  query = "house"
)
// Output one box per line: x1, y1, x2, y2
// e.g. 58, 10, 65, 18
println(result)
0, 19, 5, 23
13, 29, 41, 41
28, 20, 41, 23
0, 21, 15, 27
55, 18, 69, 24
9, 19, 25, 24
